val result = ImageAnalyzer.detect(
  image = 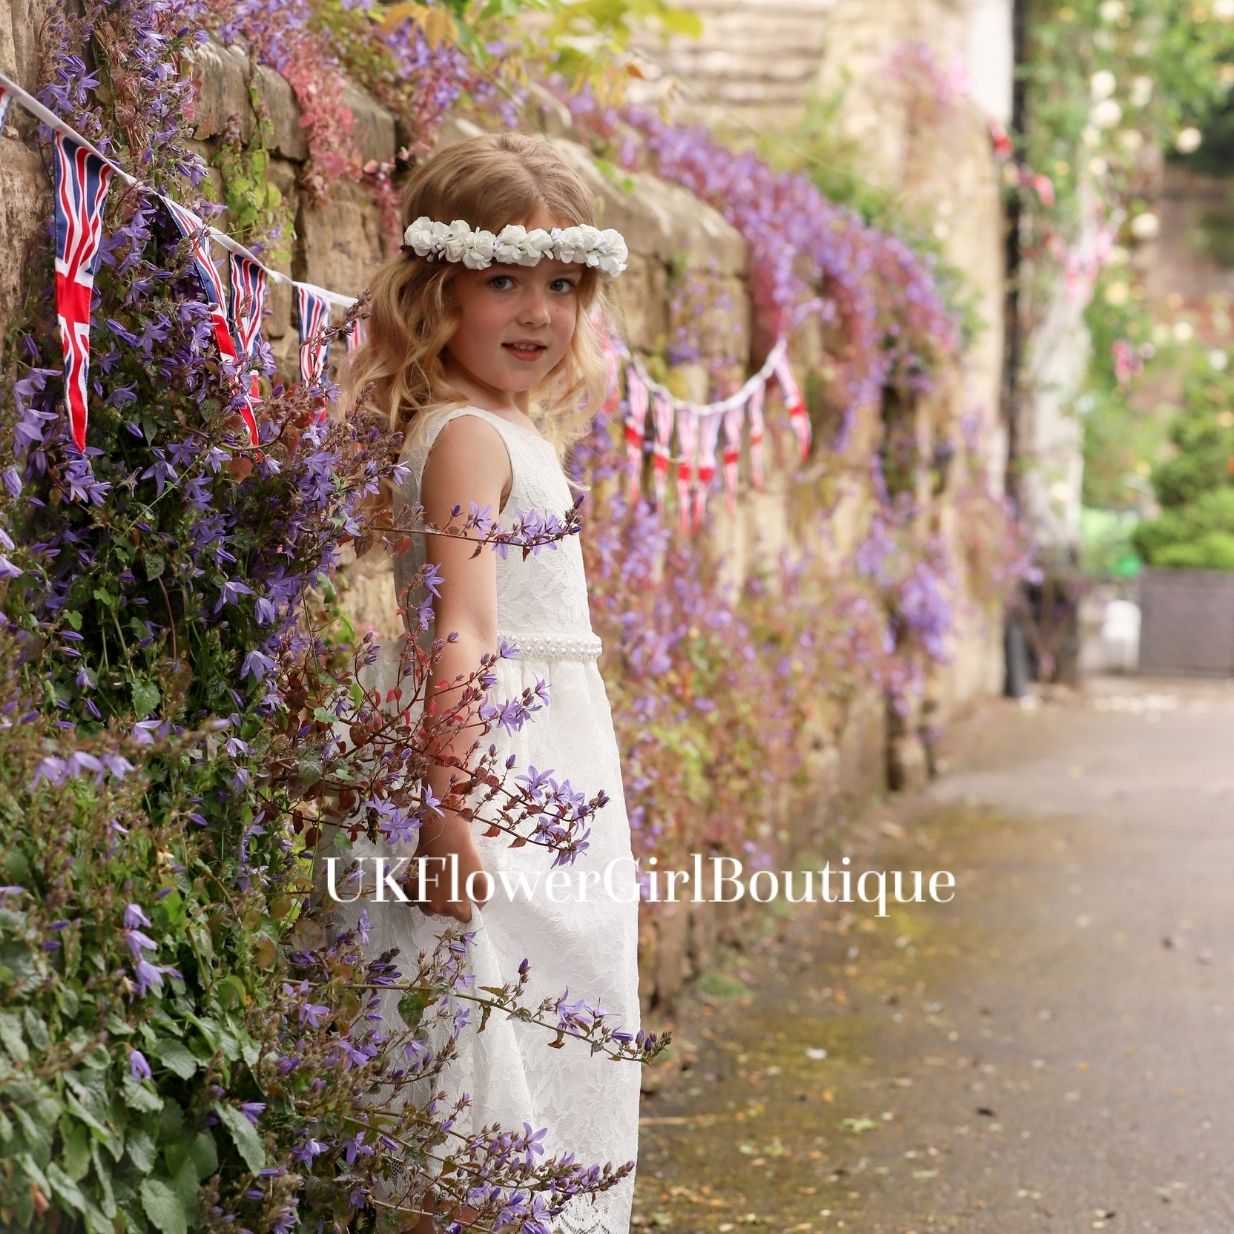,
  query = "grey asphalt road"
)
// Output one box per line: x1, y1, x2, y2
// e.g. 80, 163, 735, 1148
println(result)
633, 676, 1234, 1234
